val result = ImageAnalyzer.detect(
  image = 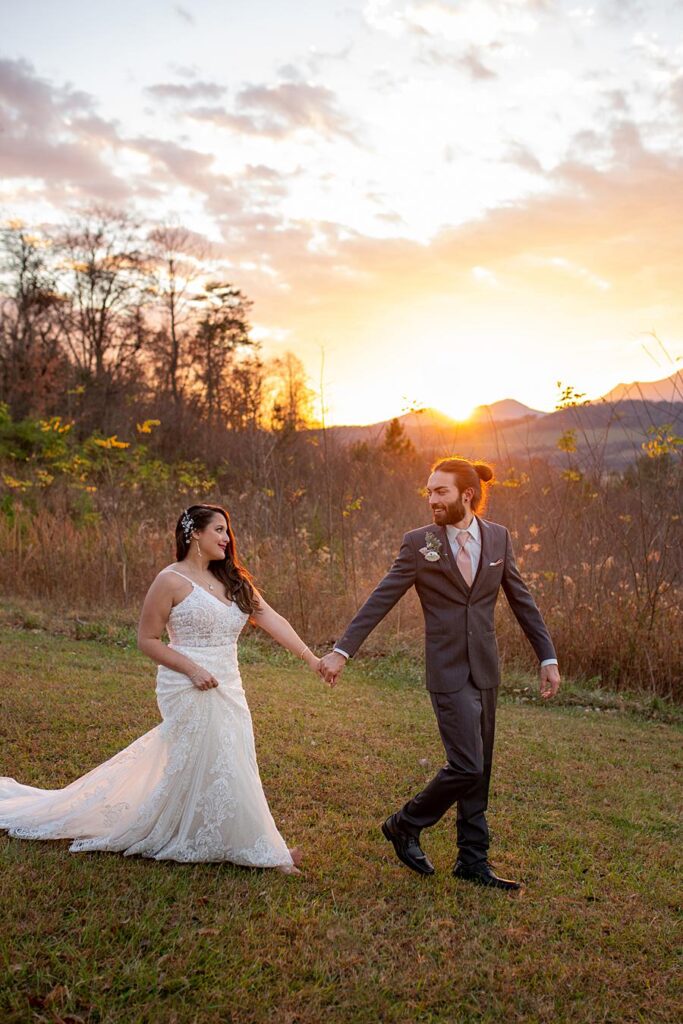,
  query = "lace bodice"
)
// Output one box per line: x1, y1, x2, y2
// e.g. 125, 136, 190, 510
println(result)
164, 570, 249, 647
